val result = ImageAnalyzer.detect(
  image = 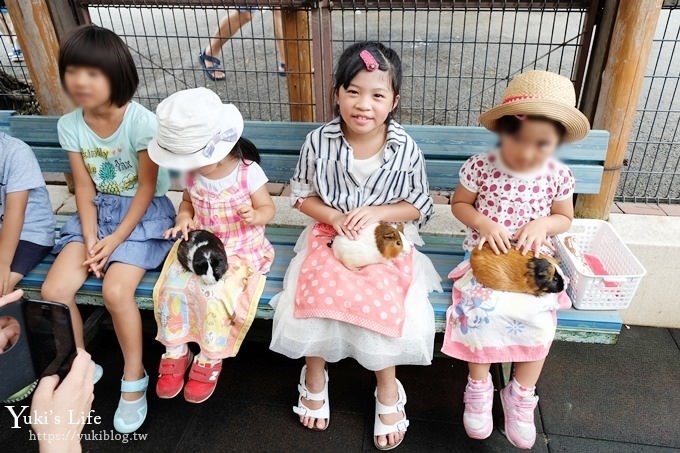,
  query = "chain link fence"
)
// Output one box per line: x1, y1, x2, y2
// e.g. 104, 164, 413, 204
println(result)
81, 1, 595, 124
617, 2, 680, 204
0, 3, 38, 113
2, 1, 680, 202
